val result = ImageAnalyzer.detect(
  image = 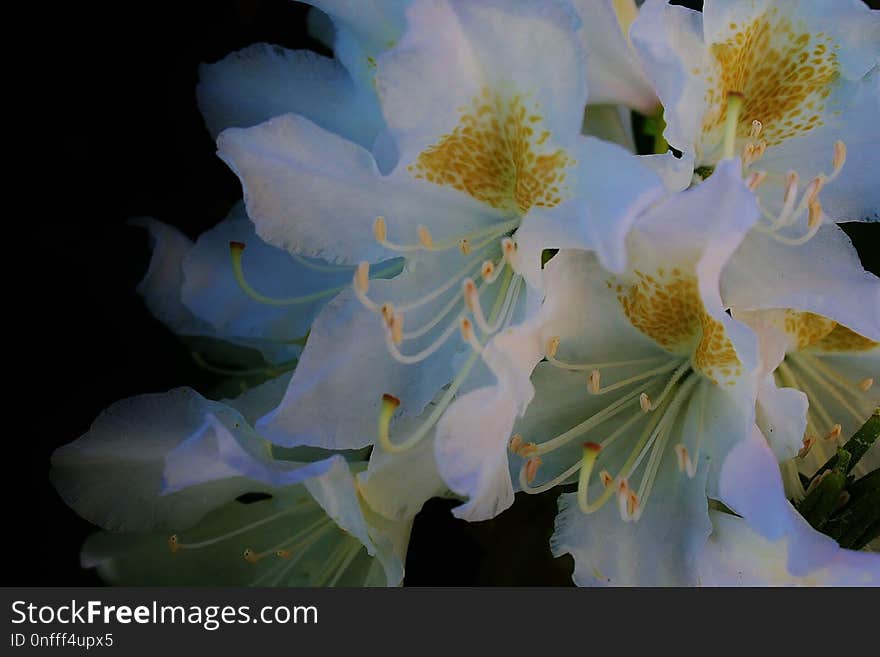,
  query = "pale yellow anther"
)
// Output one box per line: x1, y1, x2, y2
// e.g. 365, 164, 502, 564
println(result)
805, 177, 824, 205
858, 377, 874, 392
599, 470, 613, 488
380, 303, 395, 326
750, 120, 763, 139
519, 442, 538, 457
525, 457, 542, 484
354, 262, 370, 293
417, 225, 434, 249
616, 479, 632, 521
460, 317, 474, 342
481, 260, 495, 281
588, 369, 601, 394
627, 490, 640, 518
509, 434, 523, 454
825, 423, 842, 442
747, 170, 767, 191
546, 336, 560, 359
462, 278, 478, 311
243, 548, 260, 564
808, 198, 823, 229
391, 313, 404, 345
798, 436, 816, 459
459, 238, 471, 255
833, 140, 847, 172
502, 237, 517, 260
373, 216, 387, 242
674, 444, 697, 478
639, 392, 652, 413
784, 171, 799, 203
